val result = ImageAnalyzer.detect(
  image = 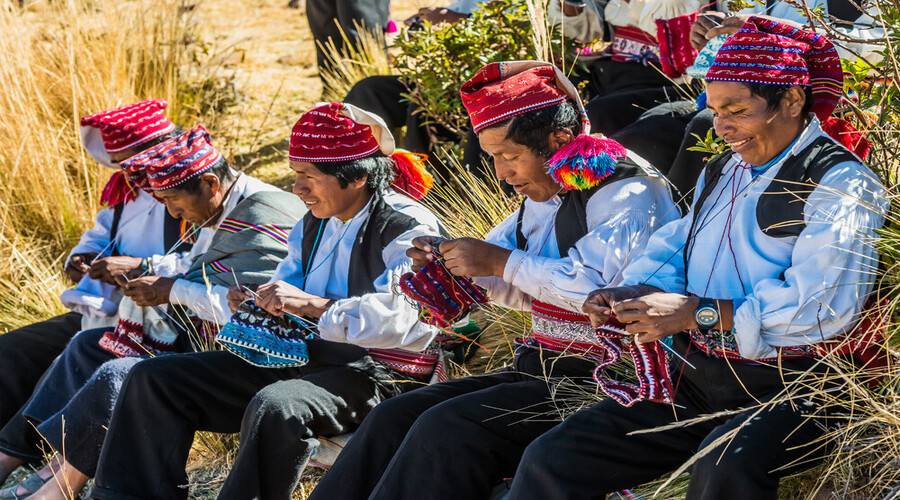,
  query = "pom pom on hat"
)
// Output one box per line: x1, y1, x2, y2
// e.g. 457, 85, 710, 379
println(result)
822, 116, 871, 160
100, 171, 138, 208
547, 135, 627, 190
390, 150, 434, 200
